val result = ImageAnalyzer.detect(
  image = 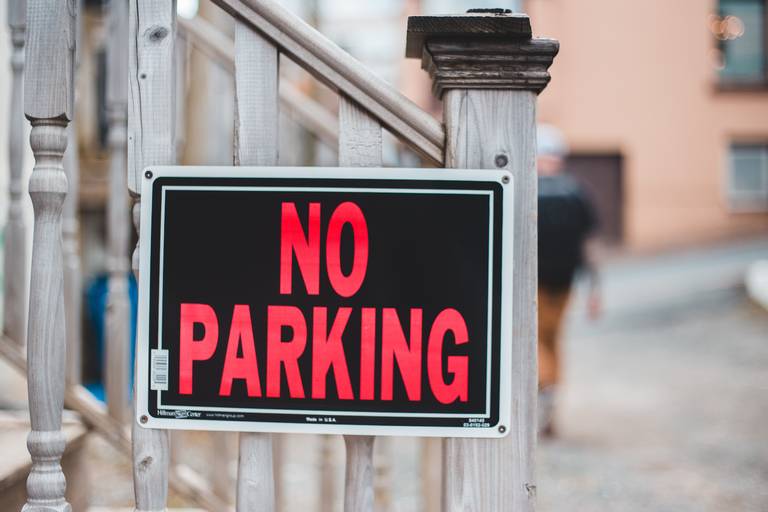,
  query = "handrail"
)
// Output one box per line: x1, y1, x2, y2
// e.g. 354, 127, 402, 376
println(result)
0, 335, 230, 512
211, 0, 445, 166
178, 15, 338, 149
